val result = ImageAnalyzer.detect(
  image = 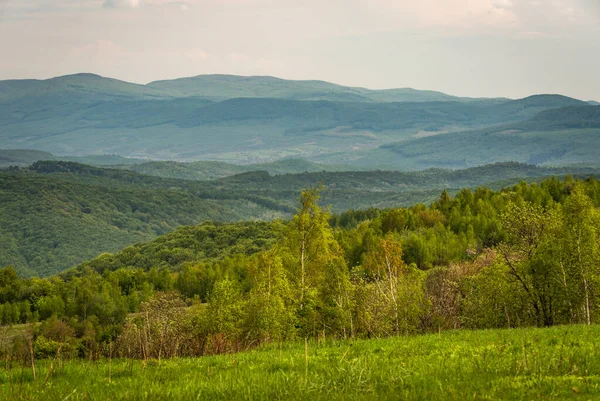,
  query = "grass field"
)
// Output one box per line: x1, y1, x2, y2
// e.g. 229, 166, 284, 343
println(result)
2, 325, 600, 400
